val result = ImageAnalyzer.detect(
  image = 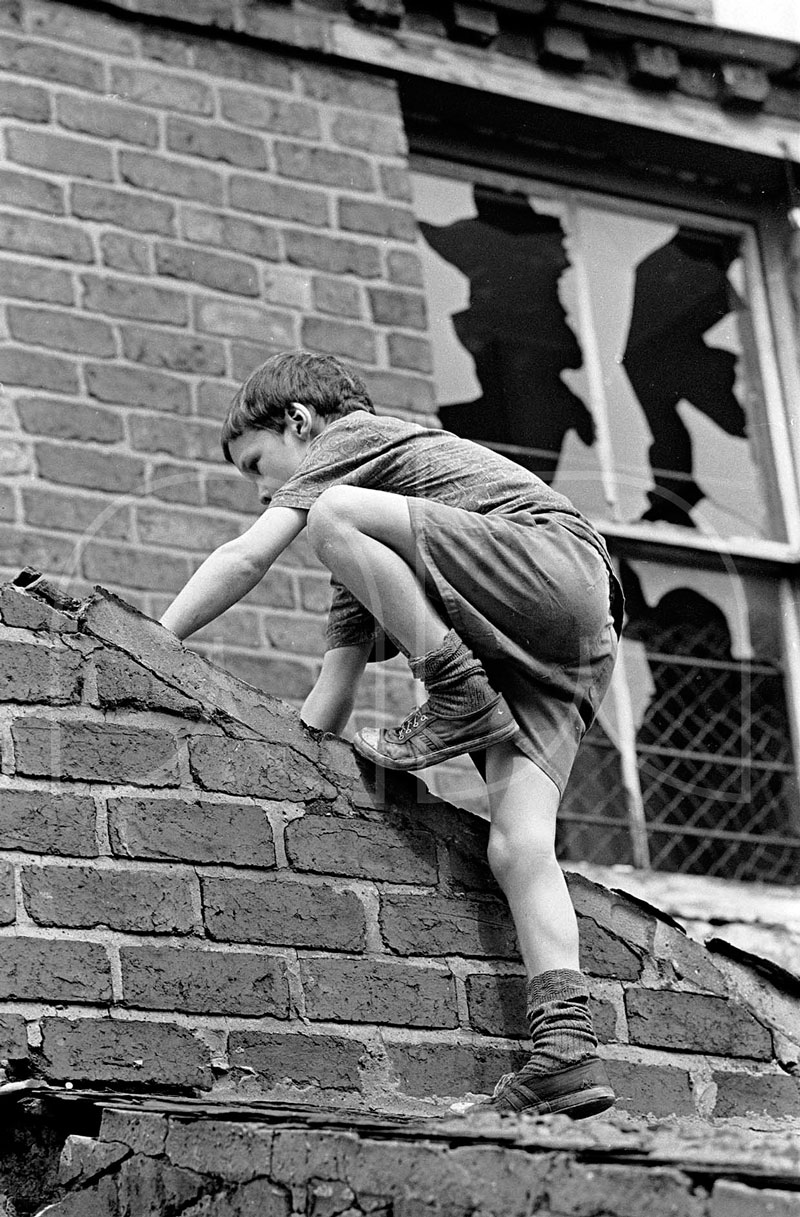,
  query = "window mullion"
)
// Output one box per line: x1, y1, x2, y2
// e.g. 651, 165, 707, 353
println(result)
563, 199, 621, 522
778, 578, 800, 833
